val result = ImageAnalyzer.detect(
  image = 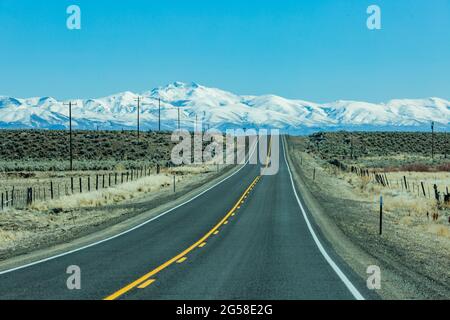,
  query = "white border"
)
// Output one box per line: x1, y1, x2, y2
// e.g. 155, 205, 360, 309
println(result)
282, 137, 365, 300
